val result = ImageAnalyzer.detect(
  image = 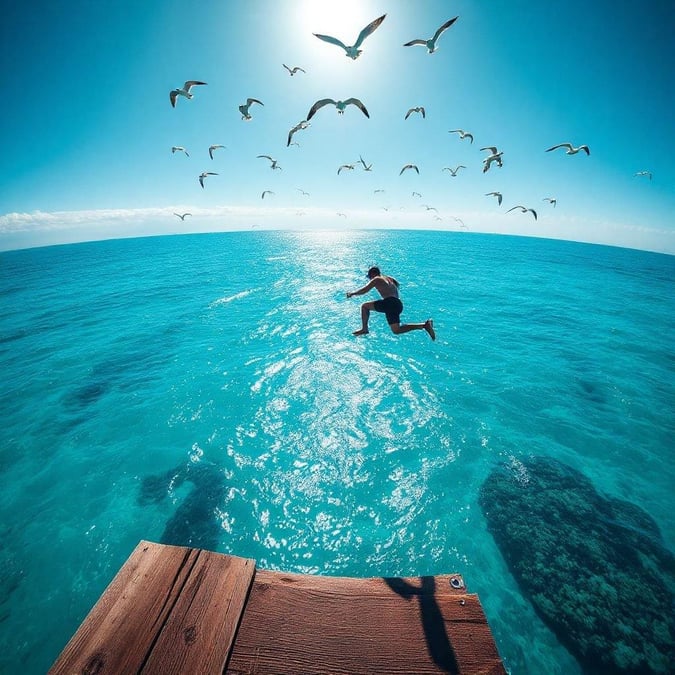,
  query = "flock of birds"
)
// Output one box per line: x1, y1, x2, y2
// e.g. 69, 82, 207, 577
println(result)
167, 13, 653, 225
